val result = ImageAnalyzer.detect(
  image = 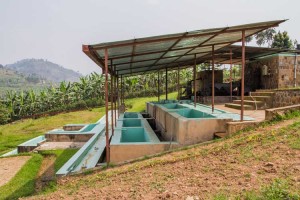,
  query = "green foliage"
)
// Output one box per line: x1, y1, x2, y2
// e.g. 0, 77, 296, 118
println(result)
39, 149, 79, 172
0, 154, 43, 200
0, 102, 10, 124
255, 28, 276, 47
260, 179, 299, 200
271, 31, 294, 49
